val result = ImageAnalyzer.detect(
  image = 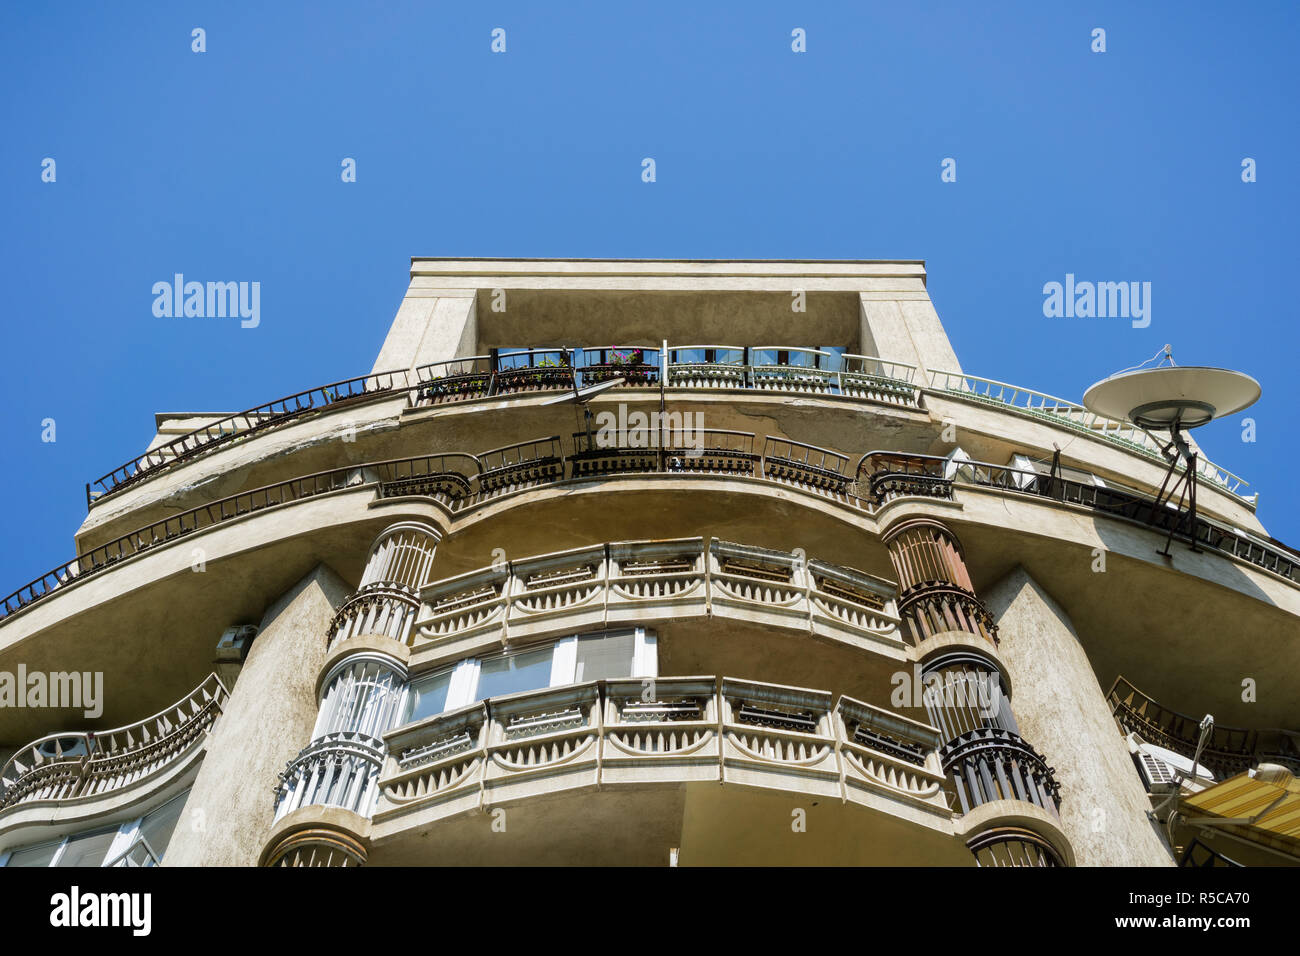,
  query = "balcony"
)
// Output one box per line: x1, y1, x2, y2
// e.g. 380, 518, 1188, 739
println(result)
86, 370, 411, 506
2, 430, 876, 627
1108, 676, 1300, 778
272, 730, 387, 822
411, 346, 920, 409
858, 451, 1300, 586
371, 675, 958, 864
923, 368, 1250, 502
0, 673, 227, 814
414, 537, 904, 656
940, 727, 1061, 816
